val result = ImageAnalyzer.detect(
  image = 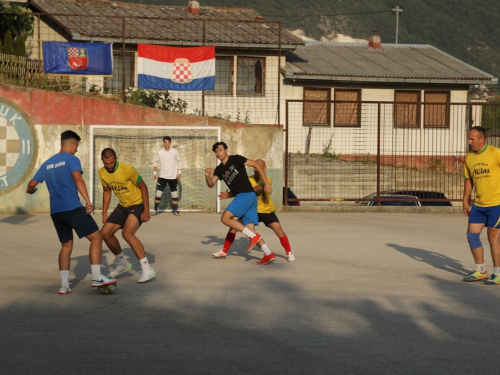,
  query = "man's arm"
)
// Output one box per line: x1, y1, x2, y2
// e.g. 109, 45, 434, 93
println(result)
244, 159, 272, 194
137, 179, 151, 222
72, 171, 93, 214
463, 178, 473, 216
205, 168, 219, 188
153, 151, 159, 180
176, 151, 182, 180
26, 179, 39, 194
102, 186, 112, 223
